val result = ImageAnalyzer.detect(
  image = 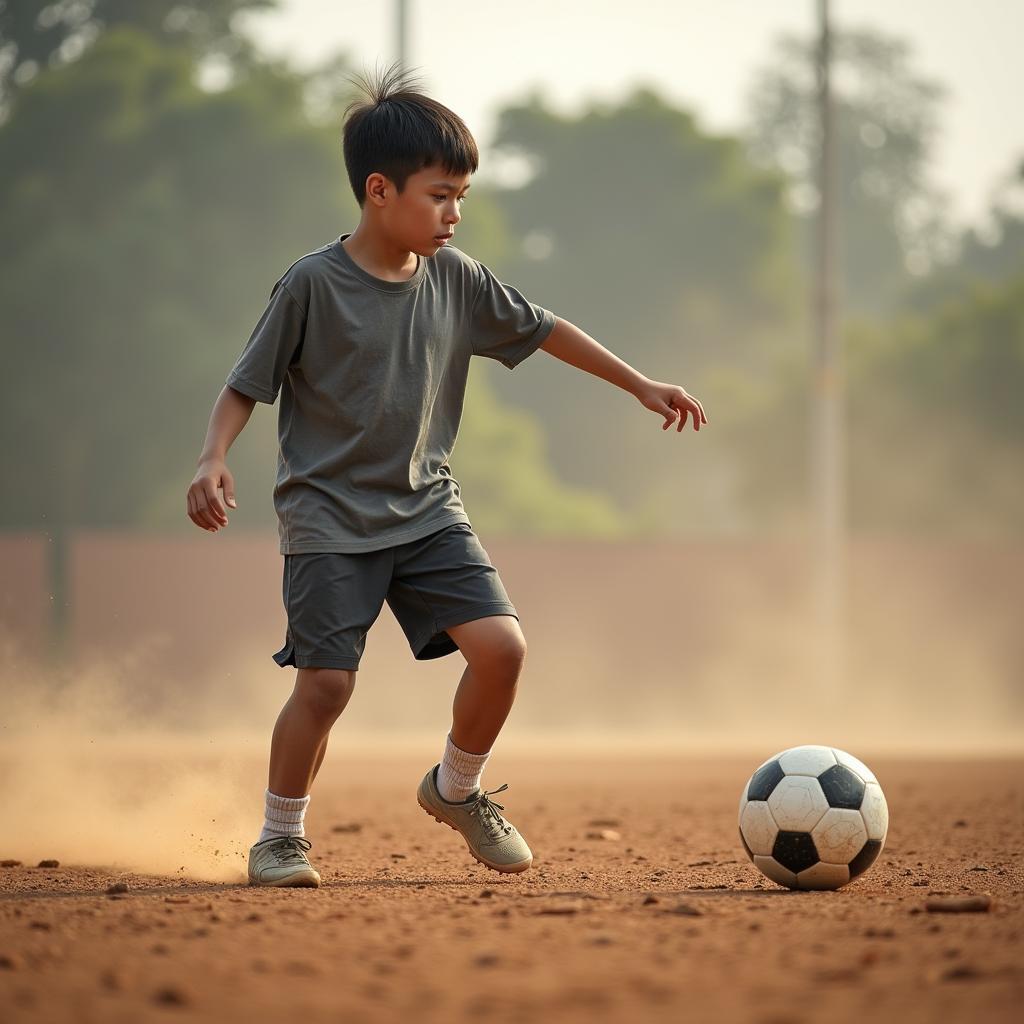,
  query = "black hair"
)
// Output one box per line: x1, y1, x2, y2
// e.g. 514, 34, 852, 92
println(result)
342, 63, 479, 208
